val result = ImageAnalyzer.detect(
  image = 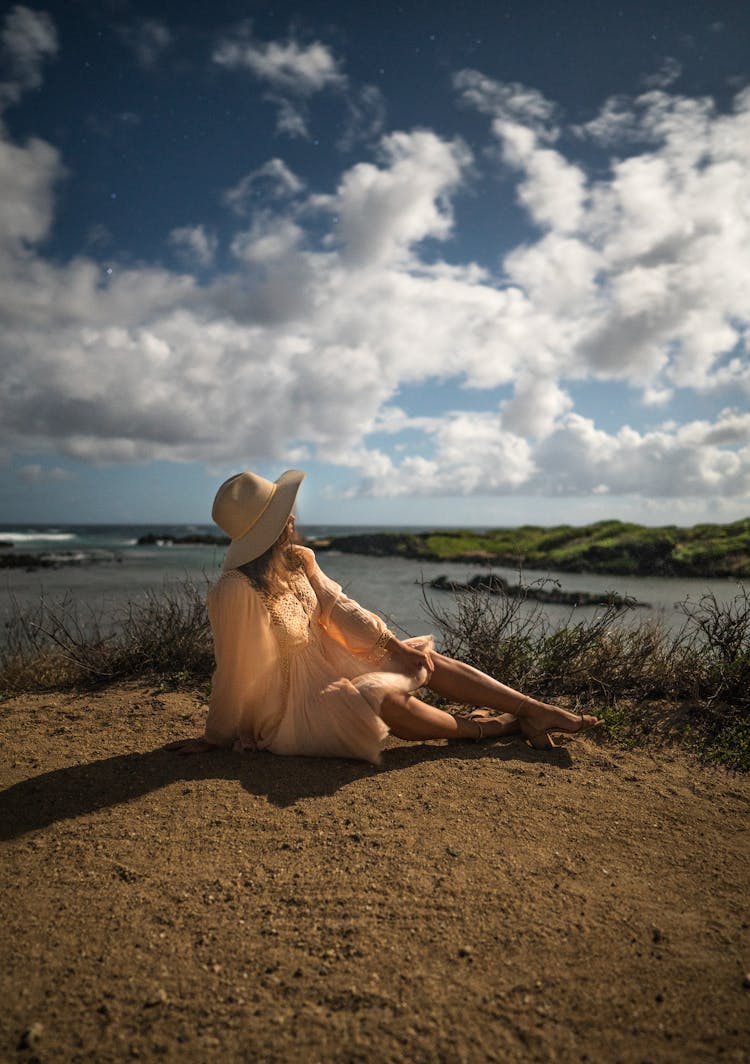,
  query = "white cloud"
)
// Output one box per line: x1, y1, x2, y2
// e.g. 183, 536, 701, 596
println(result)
533, 412, 750, 498
18, 463, 74, 483
0, 135, 64, 250
213, 24, 345, 138
342, 408, 750, 501
338, 84, 387, 151
229, 214, 304, 265
315, 130, 470, 267
168, 225, 218, 267
1, 44, 749, 514
0, 5, 57, 109
641, 57, 683, 91
223, 158, 304, 215
213, 26, 345, 94
500, 376, 574, 440
454, 69, 558, 138
572, 96, 640, 145
117, 18, 172, 69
